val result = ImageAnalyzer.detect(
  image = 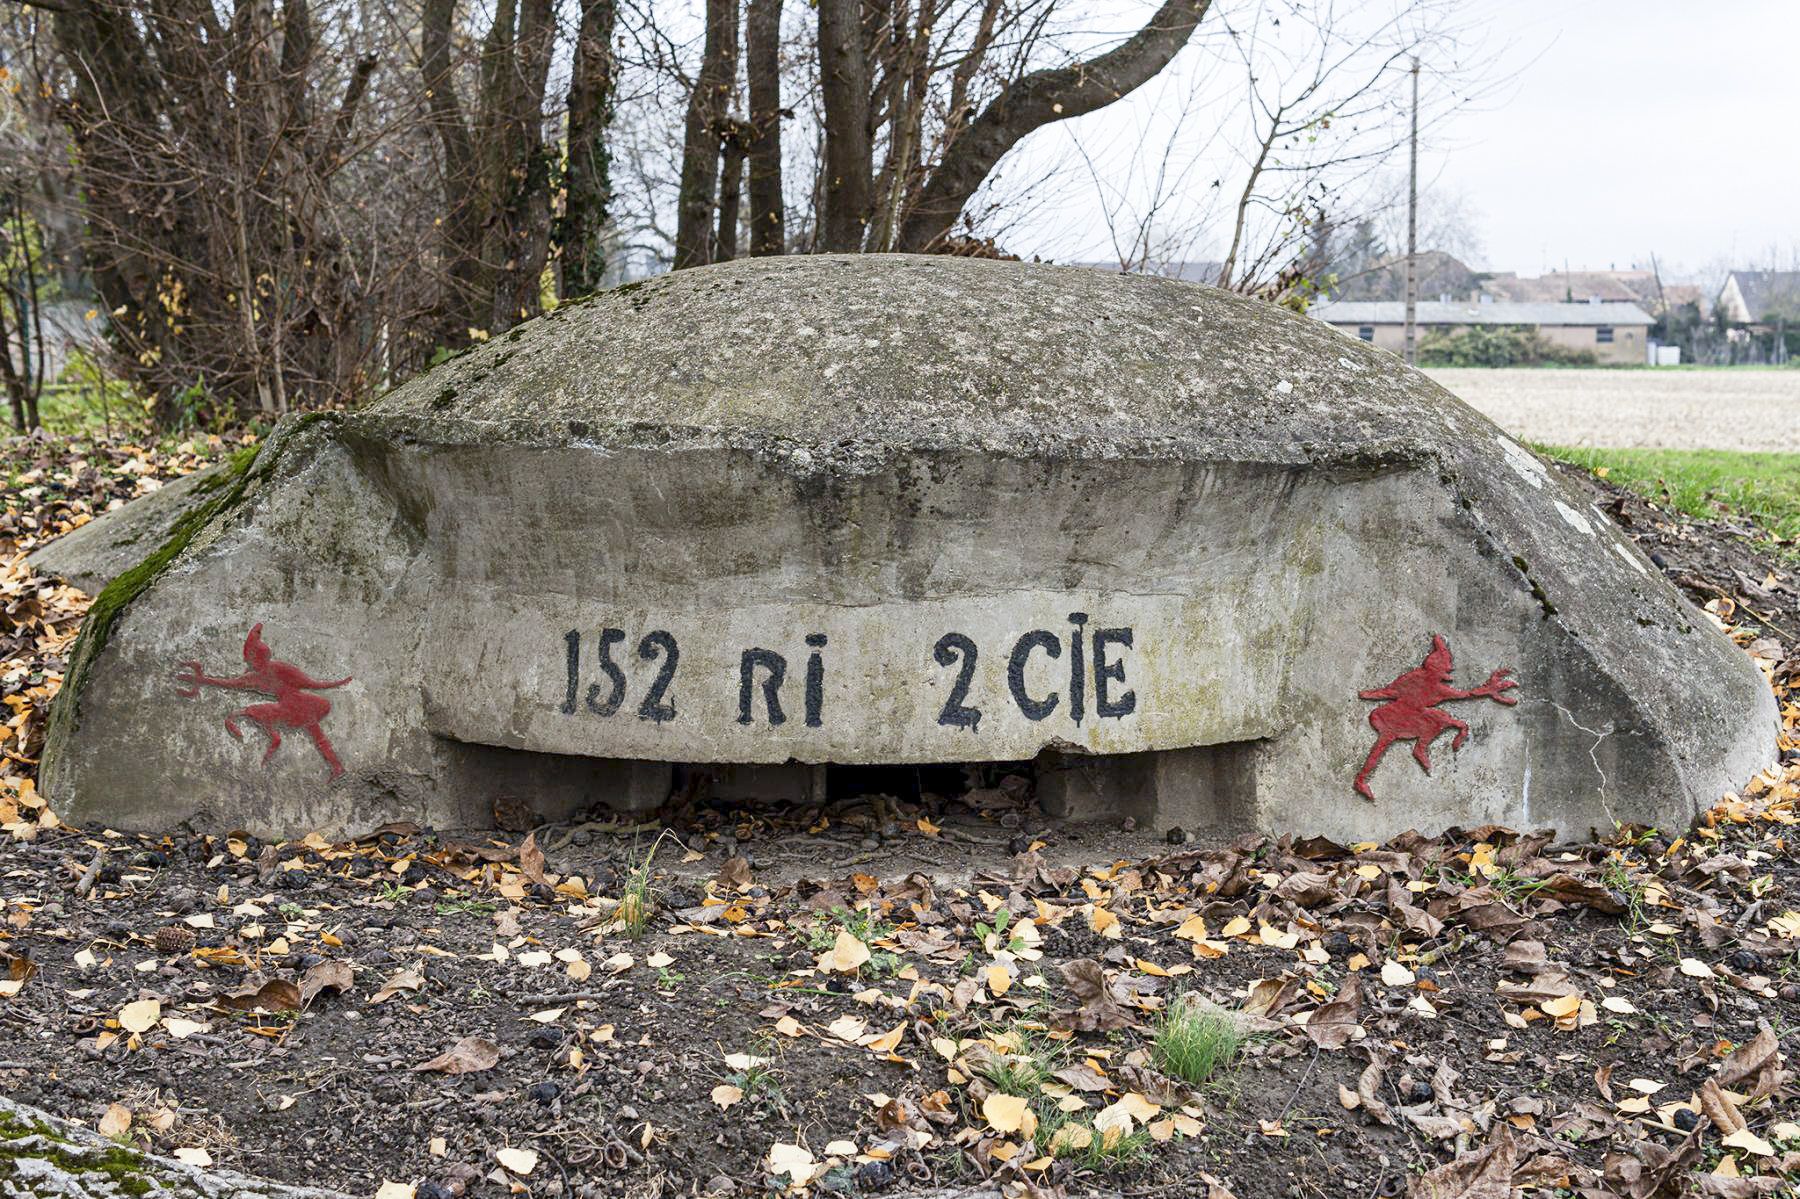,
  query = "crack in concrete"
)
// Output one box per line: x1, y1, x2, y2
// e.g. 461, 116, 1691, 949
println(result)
1547, 700, 1620, 829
